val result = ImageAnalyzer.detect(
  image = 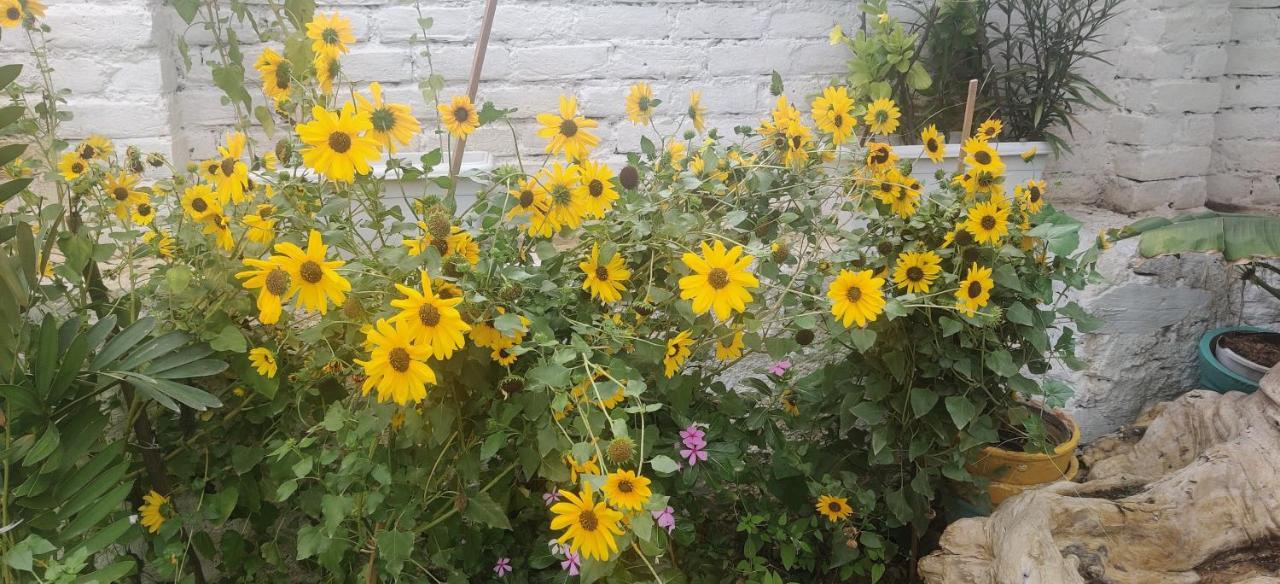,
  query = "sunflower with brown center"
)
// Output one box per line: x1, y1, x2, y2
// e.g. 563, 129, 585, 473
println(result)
920, 124, 945, 163
549, 485, 625, 562
270, 230, 350, 314
815, 495, 854, 522
573, 160, 618, 218
438, 95, 478, 139
828, 269, 886, 328
253, 48, 292, 103
579, 243, 630, 304
955, 262, 995, 317
602, 470, 652, 511
296, 103, 380, 183
103, 171, 147, 221
679, 240, 759, 320
357, 82, 420, 153
892, 250, 942, 294
355, 318, 436, 405
536, 95, 599, 160
389, 272, 470, 360
961, 200, 1011, 245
